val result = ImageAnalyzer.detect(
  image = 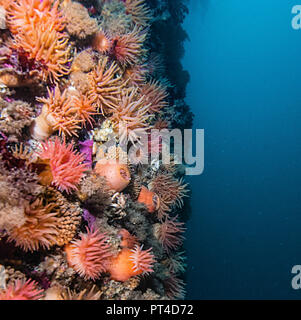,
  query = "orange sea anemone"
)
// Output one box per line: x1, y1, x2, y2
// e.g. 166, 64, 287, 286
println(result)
94, 158, 131, 192
73, 91, 98, 128
108, 88, 152, 144
124, 0, 152, 28
7, 0, 65, 35
137, 186, 160, 213
7, 0, 71, 83
11, 30, 71, 84
118, 229, 138, 249
154, 216, 186, 253
0, 0, 12, 10
31, 87, 96, 140
139, 80, 169, 113
88, 57, 123, 115
37, 137, 87, 193
112, 25, 147, 66
65, 227, 113, 280
0, 279, 44, 300
150, 173, 188, 220
92, 29, 112, 54
107, 245, 155, 282
7, 198, 59, 252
